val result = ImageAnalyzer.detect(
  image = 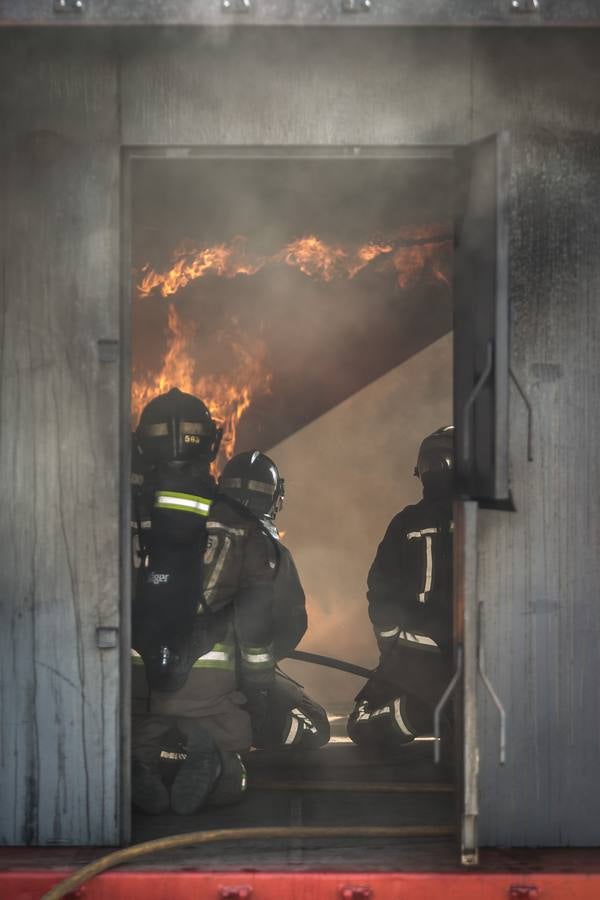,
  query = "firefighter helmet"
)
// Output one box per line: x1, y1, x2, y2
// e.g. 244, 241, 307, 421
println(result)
136, 387, 222, 464
414, 426, 454, 480
219, 450, 285, 519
